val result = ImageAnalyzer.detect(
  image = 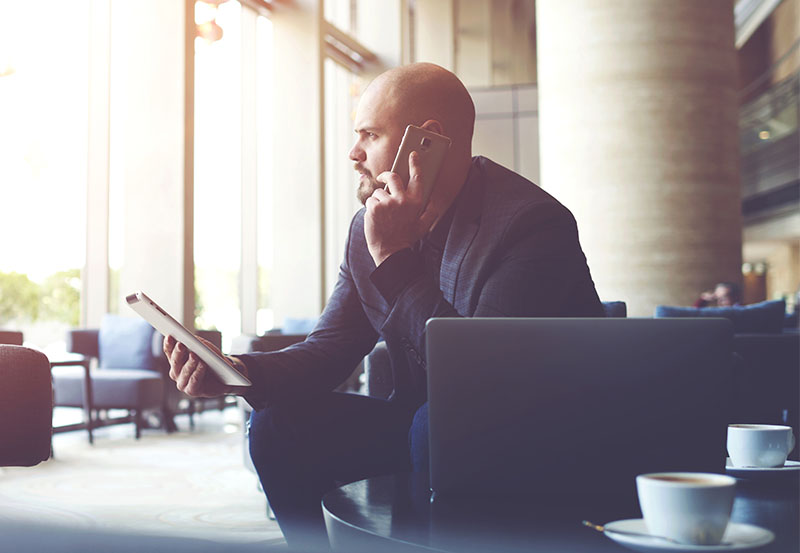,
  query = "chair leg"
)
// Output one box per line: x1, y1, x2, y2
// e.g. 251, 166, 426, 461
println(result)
162, 408, 178, 433
134, 410, 142, 439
